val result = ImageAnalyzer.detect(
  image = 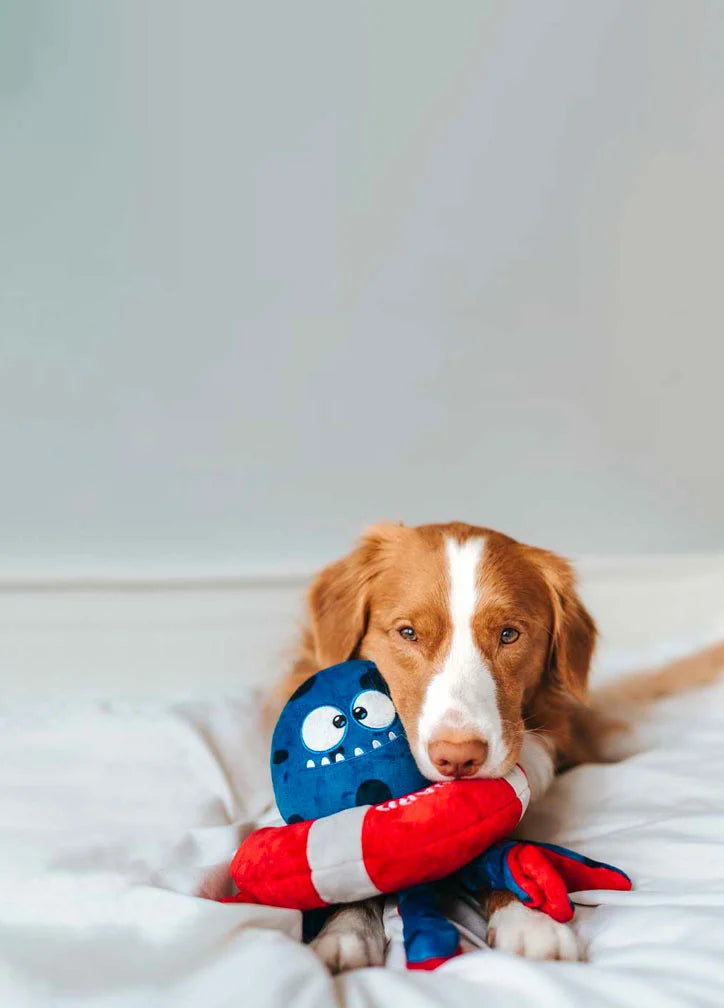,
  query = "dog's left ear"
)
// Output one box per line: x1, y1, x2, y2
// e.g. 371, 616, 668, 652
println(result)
530, 548, 597, 701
